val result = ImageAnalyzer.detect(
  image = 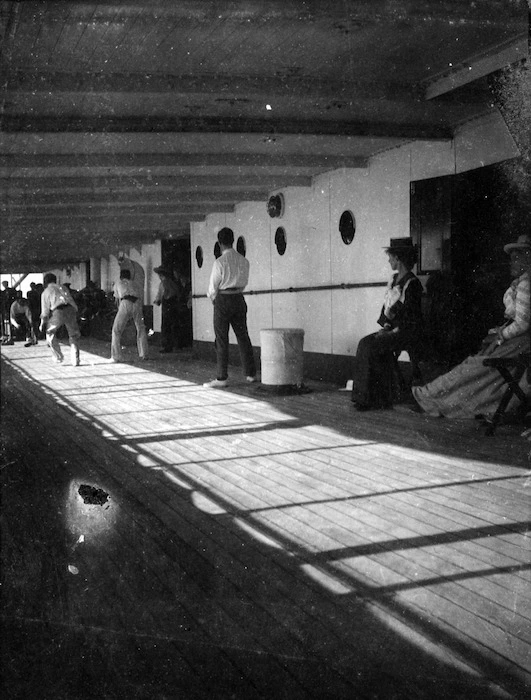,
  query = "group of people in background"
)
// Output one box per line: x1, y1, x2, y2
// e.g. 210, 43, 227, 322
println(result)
1, 260, 193, 368
1, 280, 43, 346
110, 260, 192, 363
2, 230, 528, 424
